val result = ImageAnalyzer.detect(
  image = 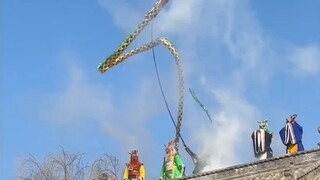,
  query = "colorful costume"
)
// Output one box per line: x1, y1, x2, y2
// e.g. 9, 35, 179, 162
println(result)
160, 141, 185, 180
251, 119, 273, 160
279, 114, 304, 155
123, 150, 145, 180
